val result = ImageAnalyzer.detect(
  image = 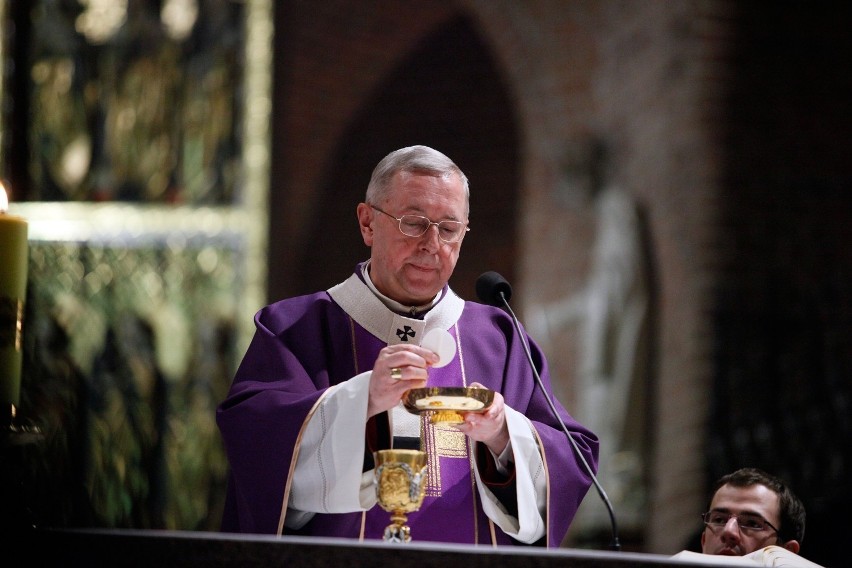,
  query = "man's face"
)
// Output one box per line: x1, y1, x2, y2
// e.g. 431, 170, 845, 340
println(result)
357, 170, 468, 306
701, 483, 785, 556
